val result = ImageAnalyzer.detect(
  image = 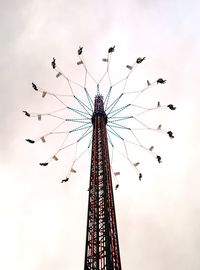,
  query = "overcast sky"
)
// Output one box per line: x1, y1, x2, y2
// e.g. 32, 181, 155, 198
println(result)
1, 0, 200, 269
